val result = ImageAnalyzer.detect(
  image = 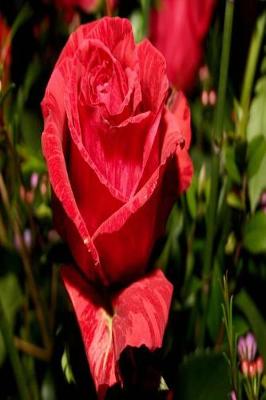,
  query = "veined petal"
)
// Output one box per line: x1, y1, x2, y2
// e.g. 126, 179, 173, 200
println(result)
62, 266, 173, 398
